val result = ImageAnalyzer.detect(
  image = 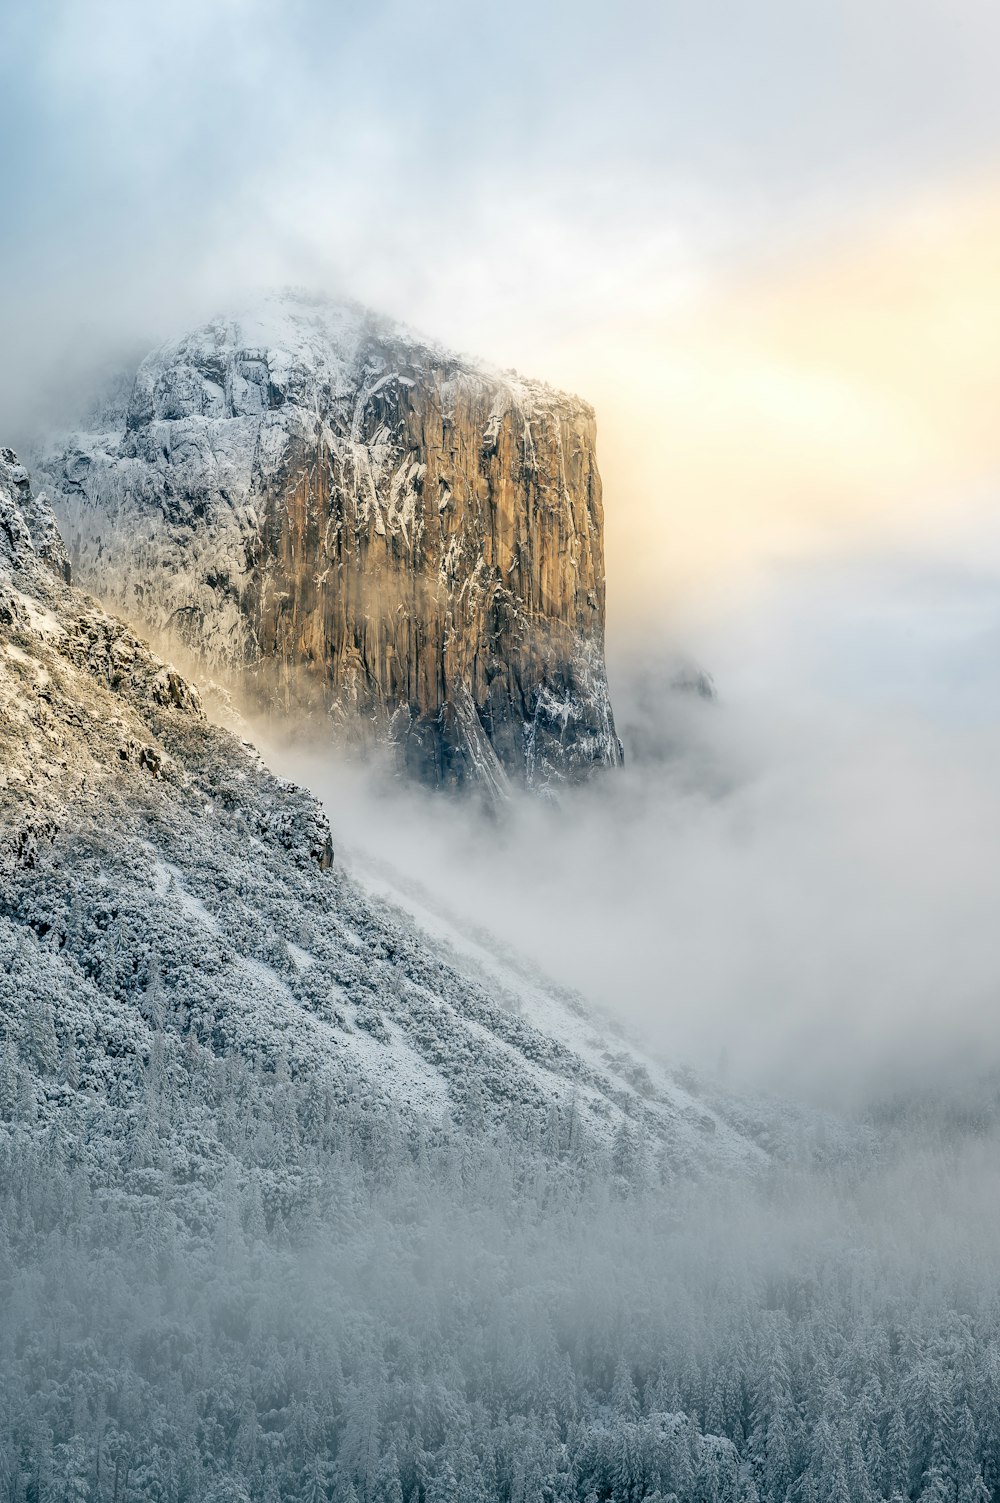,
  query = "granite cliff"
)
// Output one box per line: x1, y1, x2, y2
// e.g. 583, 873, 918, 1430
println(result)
36, 292, 622, 790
